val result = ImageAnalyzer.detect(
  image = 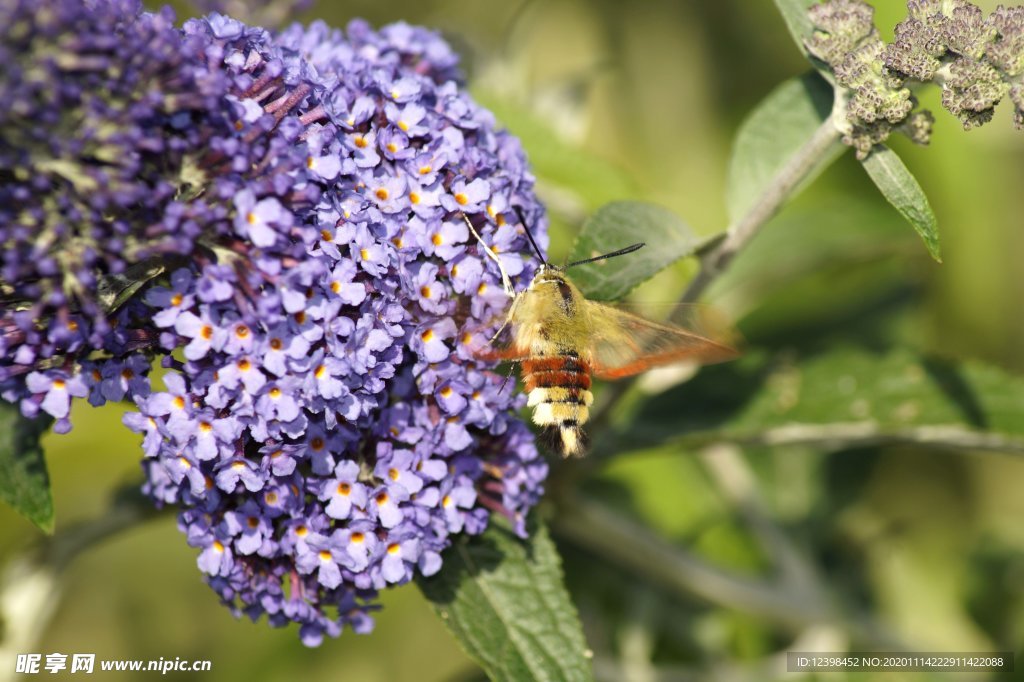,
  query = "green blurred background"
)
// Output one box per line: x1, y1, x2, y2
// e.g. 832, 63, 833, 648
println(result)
3, 1, 1024, 680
